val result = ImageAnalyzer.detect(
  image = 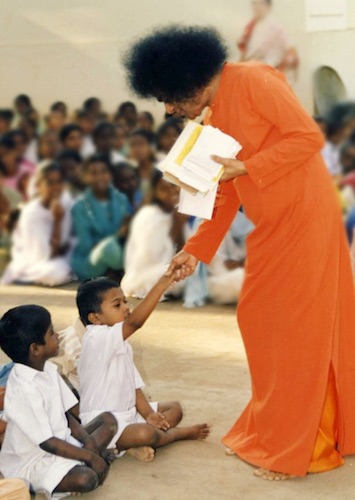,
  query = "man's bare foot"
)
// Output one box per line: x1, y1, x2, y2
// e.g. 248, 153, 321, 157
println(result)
225, 447, 235, 456
184, 423, 211, 440
127, 446, 155, 462
254, 468, 296, 481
